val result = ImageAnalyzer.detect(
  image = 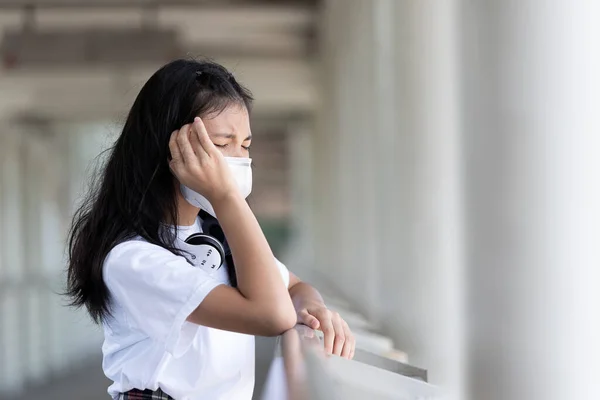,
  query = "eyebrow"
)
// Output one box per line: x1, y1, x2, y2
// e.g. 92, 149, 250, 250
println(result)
210, 133, 252, 141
